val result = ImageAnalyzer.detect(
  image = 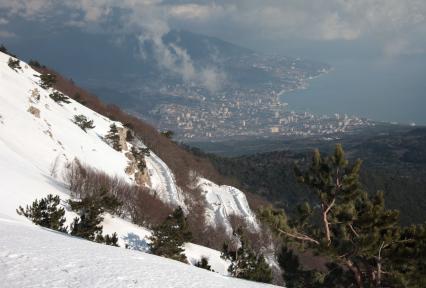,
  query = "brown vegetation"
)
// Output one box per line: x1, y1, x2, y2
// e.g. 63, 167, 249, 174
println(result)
64, 159, 172, 226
